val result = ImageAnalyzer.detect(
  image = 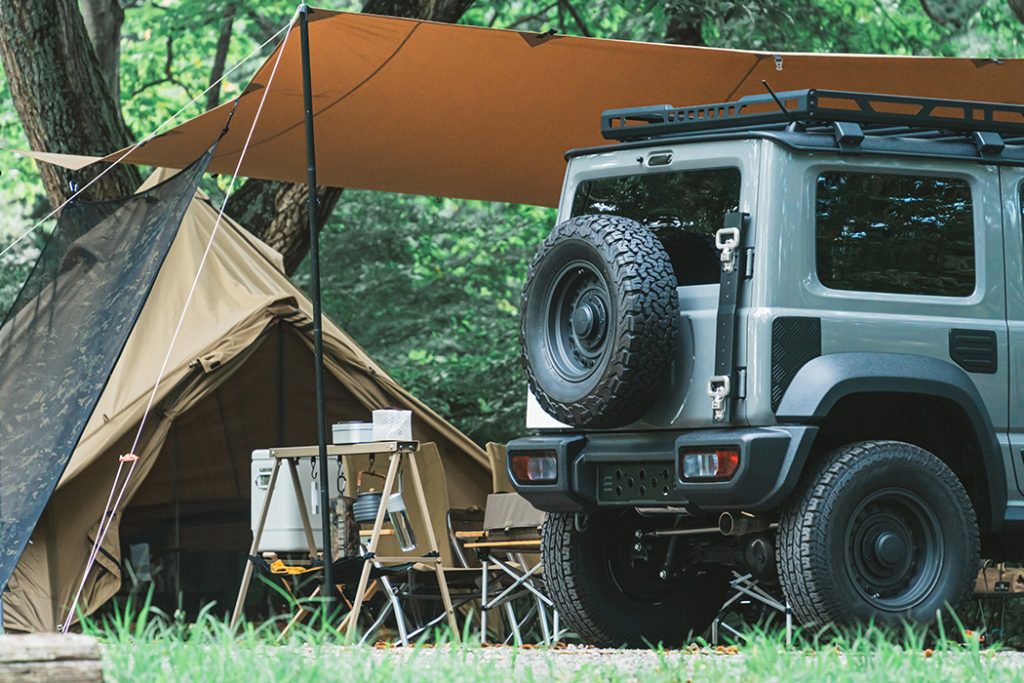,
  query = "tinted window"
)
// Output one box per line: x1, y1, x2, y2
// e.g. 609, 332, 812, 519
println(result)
816, 172, 974, 296
571, 168, 741, 286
